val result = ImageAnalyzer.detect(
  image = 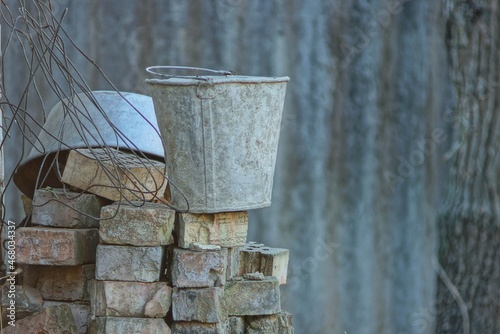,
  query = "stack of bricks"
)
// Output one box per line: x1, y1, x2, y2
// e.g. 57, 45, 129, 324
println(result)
170, 212, 294, 333
8, 149, 170, 333
9, 149, 294, 333
89, 202, 174, 333
11, 188, 104, 333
